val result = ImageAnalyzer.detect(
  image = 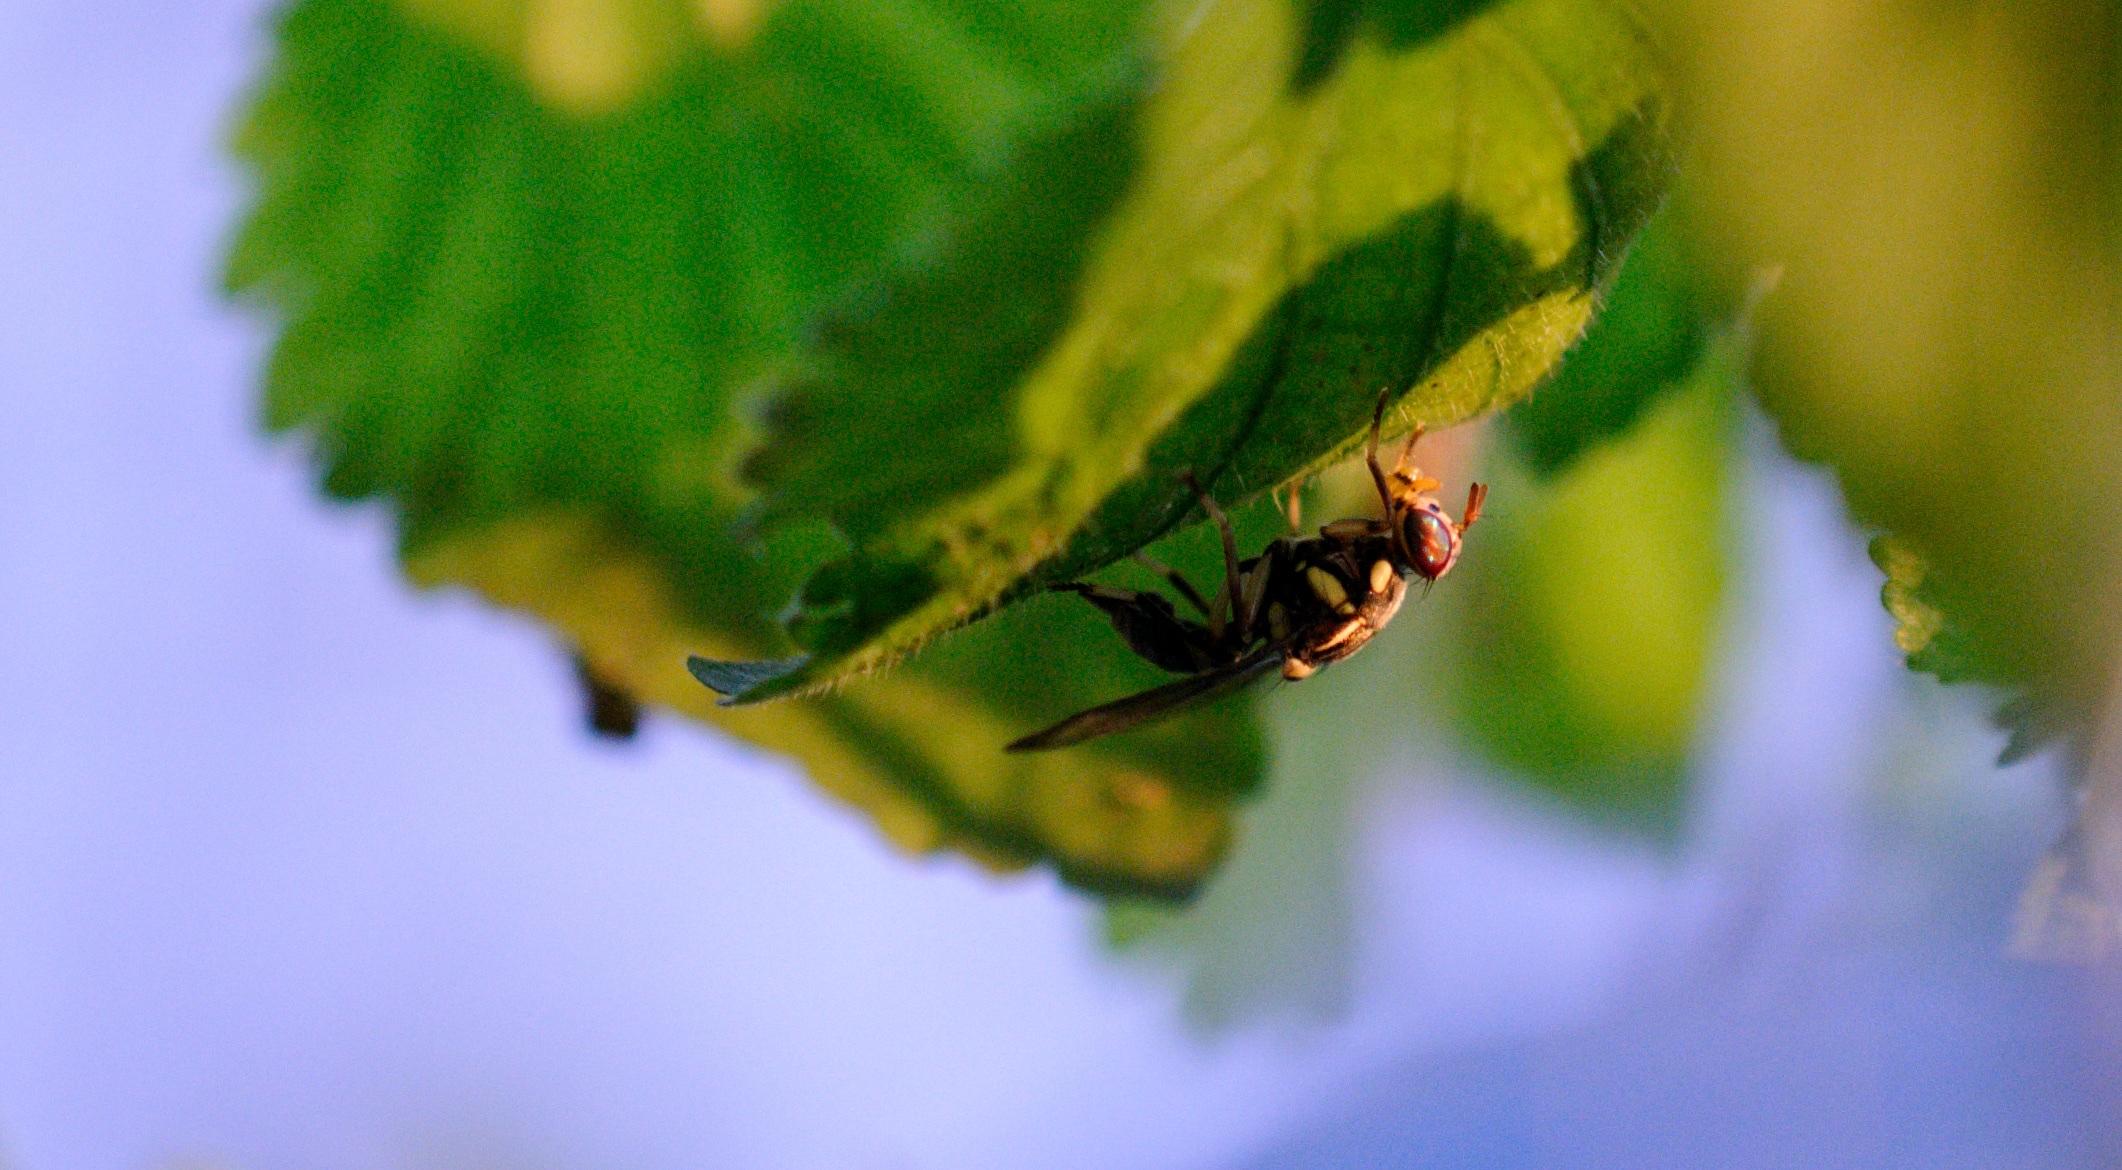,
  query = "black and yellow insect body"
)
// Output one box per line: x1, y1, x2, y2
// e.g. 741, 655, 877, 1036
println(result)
1007, 393, 1486, 752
